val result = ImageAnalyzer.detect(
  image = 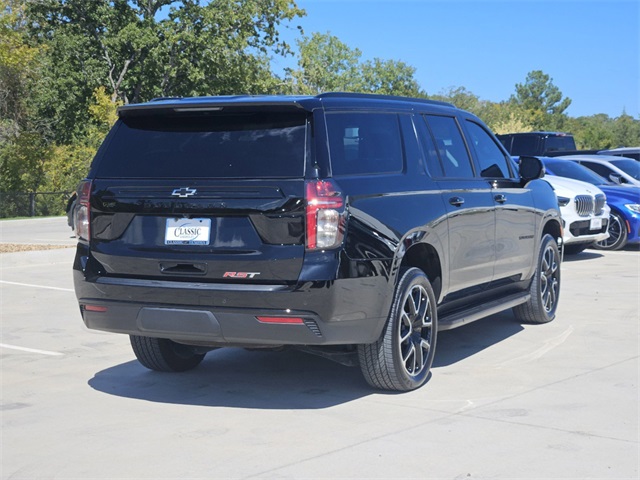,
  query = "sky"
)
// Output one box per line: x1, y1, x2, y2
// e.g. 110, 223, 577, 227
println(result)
271, 0, 639, 118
